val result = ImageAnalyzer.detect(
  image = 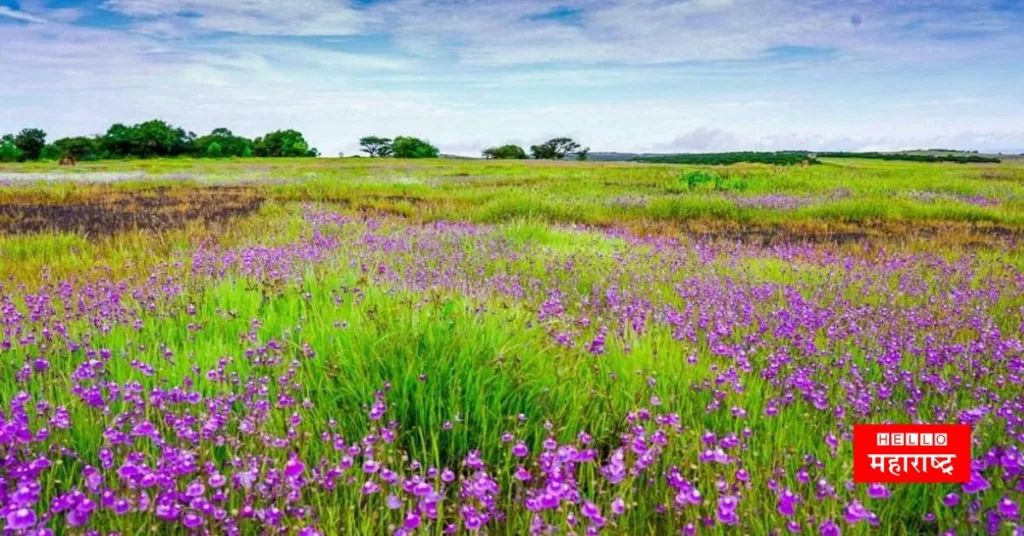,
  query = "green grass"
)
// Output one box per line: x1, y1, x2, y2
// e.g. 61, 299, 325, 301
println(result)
0, 158, 1022, 535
